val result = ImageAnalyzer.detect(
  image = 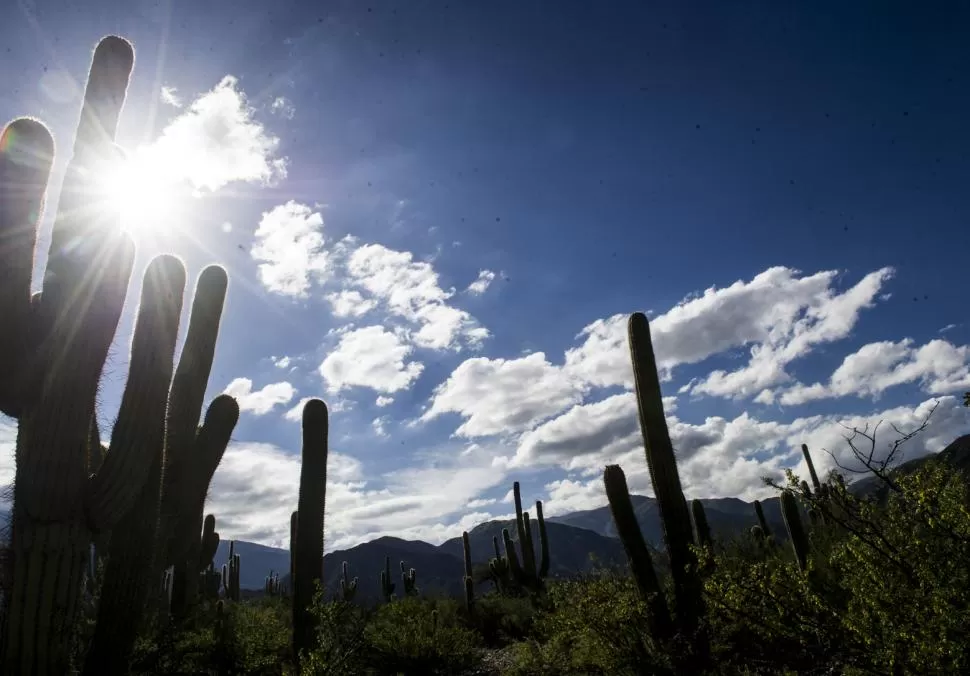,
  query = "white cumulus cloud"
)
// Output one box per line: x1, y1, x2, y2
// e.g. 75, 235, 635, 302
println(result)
251, 201, 329, 297
466, 269, 496, 295
320, 326, 424, 394
223, 378, 296, 415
